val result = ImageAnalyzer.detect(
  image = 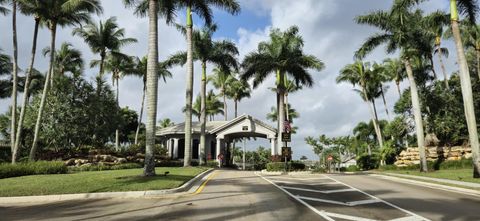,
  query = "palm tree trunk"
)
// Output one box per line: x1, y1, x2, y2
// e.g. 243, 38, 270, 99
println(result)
437, 48, 450, 89
199, 62, 207, 165
144, 0, 158, 176
115, 77, 120, 151
134, 83, 146, 145
451, 1, 480, 177
30, 22, 57, 161
10, 0, 18, 159
223, 87, 227, 121
184, 5, 194, 167
13, 17, 40, 162
396, 81, 401, 97
429, 56, 437, 80
277, 71, 286, 156
404, 58, 427, 172
234, 100, 238, 118
380, 87, 390, 120
371, 98, 384, 149
476, 49, 480, 81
